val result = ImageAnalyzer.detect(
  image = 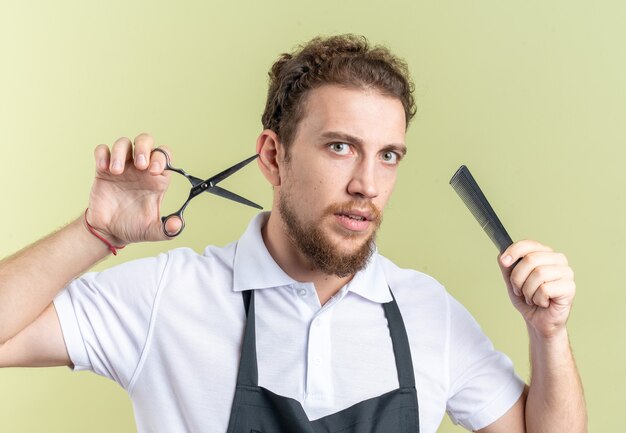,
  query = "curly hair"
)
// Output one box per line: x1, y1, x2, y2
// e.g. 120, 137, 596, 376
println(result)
261, 34, 416, 151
